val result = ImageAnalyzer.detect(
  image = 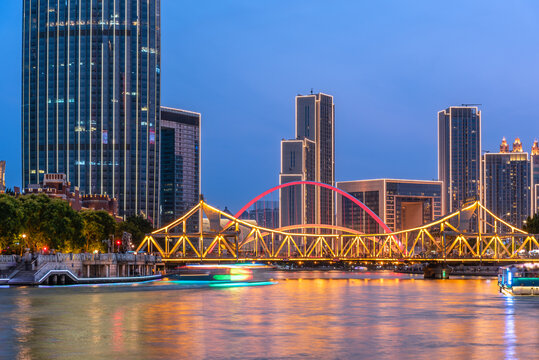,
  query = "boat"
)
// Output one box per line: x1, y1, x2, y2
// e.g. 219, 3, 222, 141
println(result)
498, 264, 539, 295
170, 263, 275, 286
